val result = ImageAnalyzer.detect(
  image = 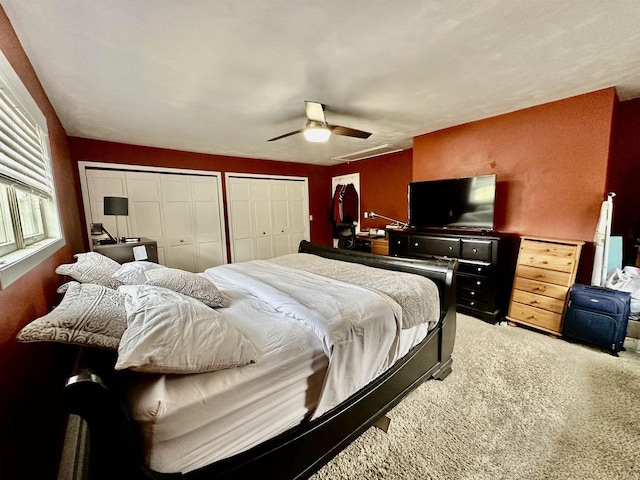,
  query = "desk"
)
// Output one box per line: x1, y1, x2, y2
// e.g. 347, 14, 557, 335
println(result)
355, 234, 389, 255
93, 238, 159, 264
